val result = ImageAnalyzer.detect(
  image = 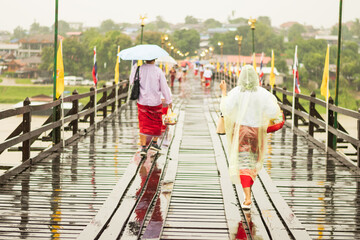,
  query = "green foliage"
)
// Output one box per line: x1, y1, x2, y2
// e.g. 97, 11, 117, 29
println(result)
0, 85, 90, 104
63, 38, 88, 76
172, 29, 200, 57
15, 79, 32, 84
204, 18, 222, 29
136, 31, 162, 45
0, 79, 2, 83
331, 25, 353, 40
228, 17, 247, 24
12, 26, 27, 40
185, 16, 199, 24
29, 21, 50, 35
99, 19, 119, 33
287, 24, 306, 42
